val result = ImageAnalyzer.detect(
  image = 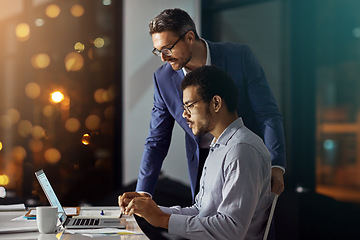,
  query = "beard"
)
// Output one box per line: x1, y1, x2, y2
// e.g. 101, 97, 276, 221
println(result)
168, 55, 192, 71
188, 107, 213, 136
